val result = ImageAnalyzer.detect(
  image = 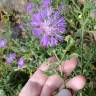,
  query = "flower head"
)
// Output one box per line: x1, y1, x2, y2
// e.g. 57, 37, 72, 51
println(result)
18, 57, 25, 68
0, 39, 7, 48
6, 53, 16, 64
26, 0, 66, 47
